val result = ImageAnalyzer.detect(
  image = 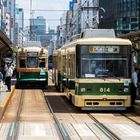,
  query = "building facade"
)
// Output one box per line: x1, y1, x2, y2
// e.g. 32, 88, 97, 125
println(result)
30, 16, 46, 46
6, 0, 16, 42
99, 0, 117, 29
0, 0, 5, 31
15, 8, 24, 47
99, 0, 140, 35
0, 0, 16, 43
117, 0, 140, 35
30, 16, 46, 37
58, 0, 100, 45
